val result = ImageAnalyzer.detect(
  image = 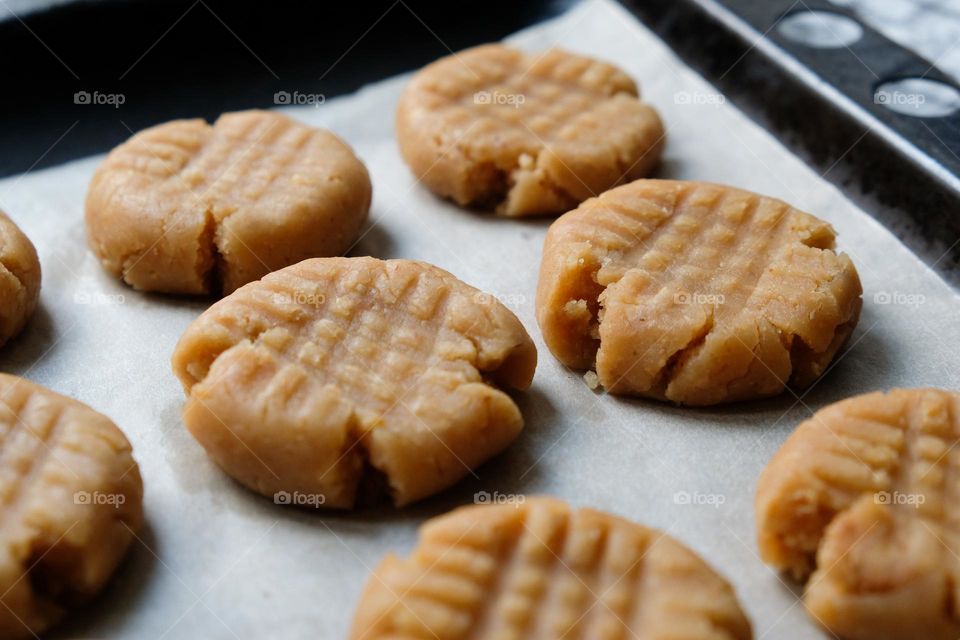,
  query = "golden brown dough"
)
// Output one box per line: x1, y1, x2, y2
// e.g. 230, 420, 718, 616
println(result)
0, 211, 40, 347
172, 257, 536, 508
351, 496, 752, 639
397, 44, 664, 216
756, 388, 960, 640
536, 179, 862, 405
85, 110, 372, 295
0, 374, 143, 639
